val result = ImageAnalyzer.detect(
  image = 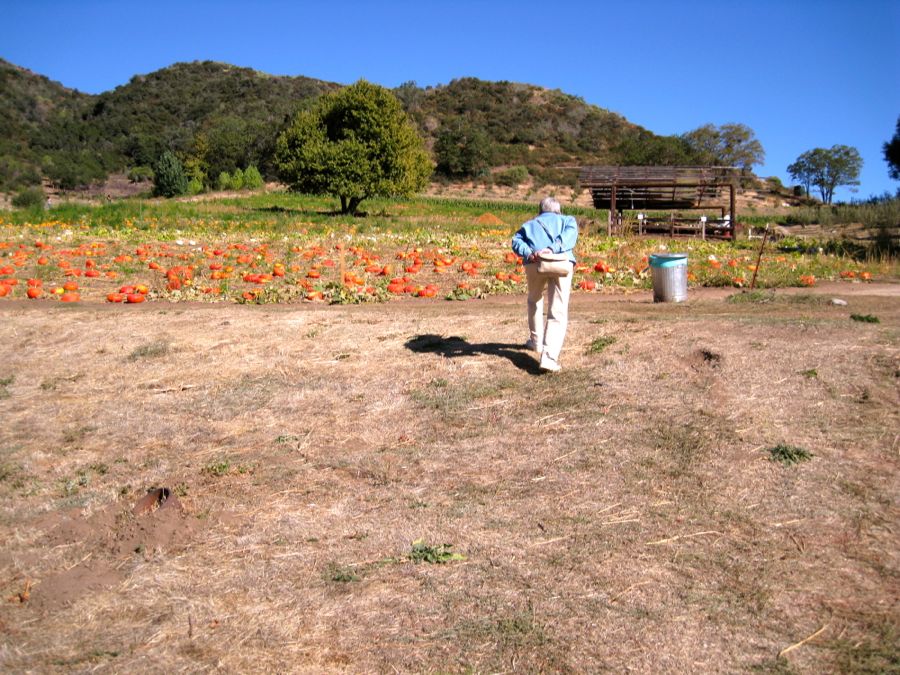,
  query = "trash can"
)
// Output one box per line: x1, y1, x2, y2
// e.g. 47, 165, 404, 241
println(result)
649, 253, 688, 303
